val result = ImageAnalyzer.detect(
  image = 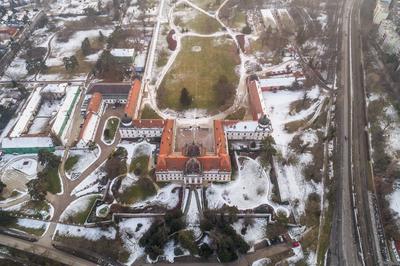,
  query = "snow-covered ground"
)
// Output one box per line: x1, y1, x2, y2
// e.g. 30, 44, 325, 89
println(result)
389, 189, 400, 217
51, 0, 113, 15
206, 156, 274, 210
55, 224, 116, 240
71, 164, 106, 196
163, 240, 190, 263
252, 258, 271, 266
382, 105, 400, 157
232, 218, 267, 247
132, 183, 180, 209
49, 29, 113, 67
119, 217, 153, 265
66, 148, 99, 180
118, 141, 156, 166
16, 218, 49, 235
5, 200, 52, 220
263, 87, 324, 214
8, 158, 38, 177
2, 57, 28, 80
186, 190, 199, 226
